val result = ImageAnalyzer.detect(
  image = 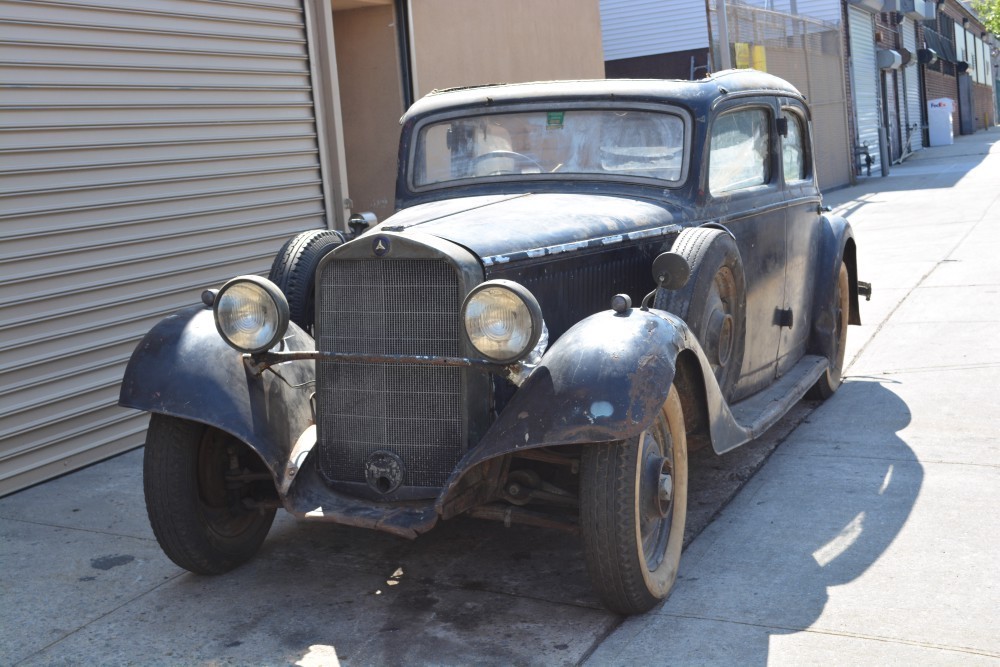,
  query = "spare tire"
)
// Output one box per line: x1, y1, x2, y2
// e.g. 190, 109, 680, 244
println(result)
268, 229, 344, 332
653, 227, 747, 401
